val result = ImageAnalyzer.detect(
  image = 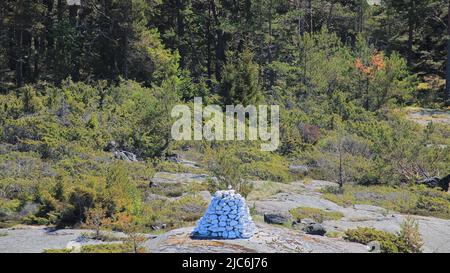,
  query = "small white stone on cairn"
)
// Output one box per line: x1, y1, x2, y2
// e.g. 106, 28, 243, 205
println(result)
192, 187, 256, 239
